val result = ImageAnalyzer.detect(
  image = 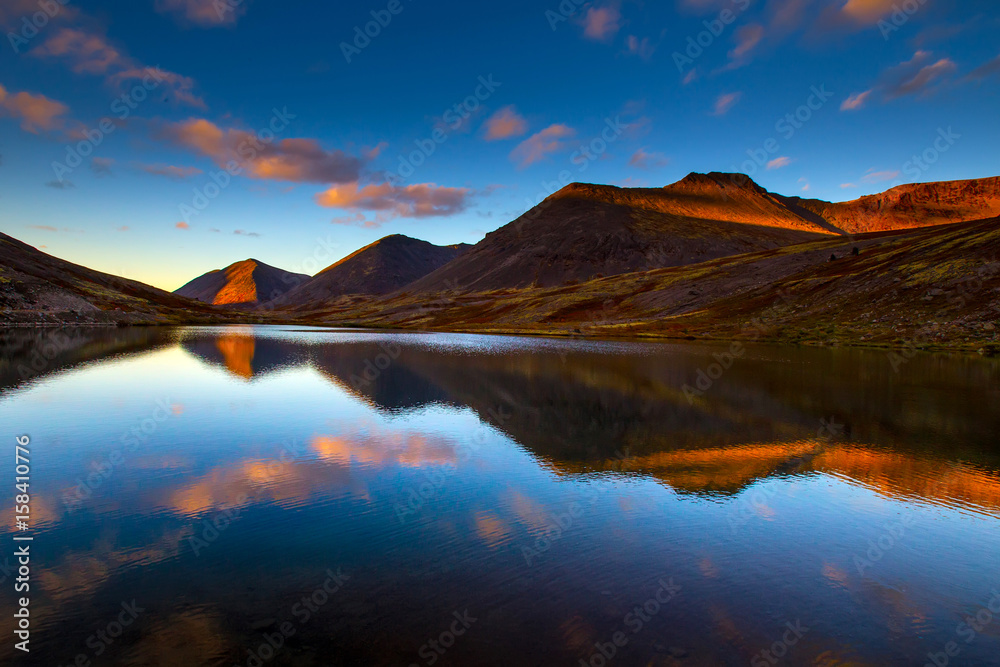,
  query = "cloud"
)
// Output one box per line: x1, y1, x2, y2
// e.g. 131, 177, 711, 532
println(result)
90, 157, 114, 175
156, 118, 365, 184
116, 226, 130, 232
0, 84, 71, 133
682, 69, 698, 85
767, 156, 793, 170
862, 169, 900, 184
175, 221, 190, 229
629, 148, 669, 169
846, 52, 958, 108
712, 92, 742, 116
233, 229, 261, 237
838, 0, 897, 24
510, 124, 575, 168
365, 141, 390, 159
581, 4, 621, 41
885, 56, 957, 99
32, 29, 205, 108
625, 35, 656, 60
726, 24, 764, 68
135, 163, 204, 179
29, 225, 58, 231
155, 0, 246, 27
0, 0, 79, 28
315, 182, 473, 219
483, 106, 528, 141
45, 180, 74, 189
840, 183, 857, 189
840, 89, 873, 111
798, 177, 810, 192
967, 54, 1000, 82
